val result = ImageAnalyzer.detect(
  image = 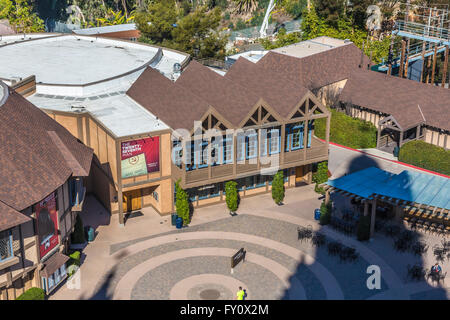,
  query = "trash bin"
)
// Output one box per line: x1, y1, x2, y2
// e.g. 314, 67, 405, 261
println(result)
393, 146, 400, 157
314, 209, 321, 221
171, 213, 178, 226
176, 217, 183, 229
85, 226, 95, 242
